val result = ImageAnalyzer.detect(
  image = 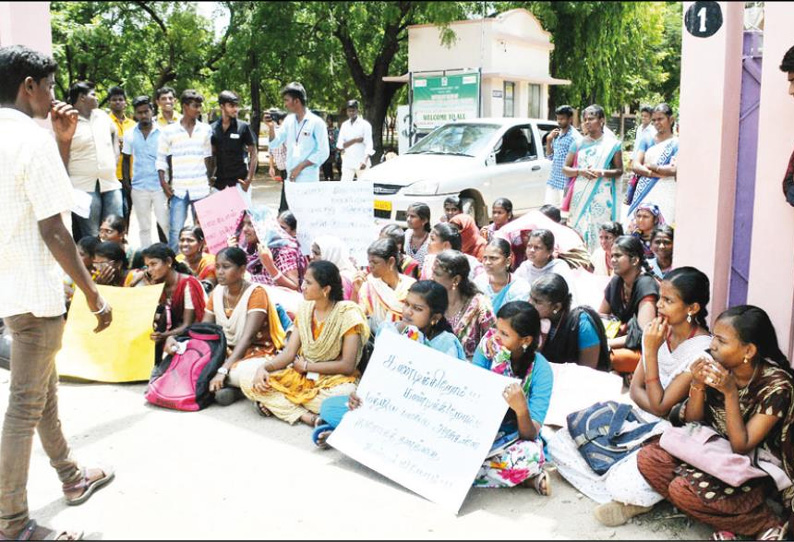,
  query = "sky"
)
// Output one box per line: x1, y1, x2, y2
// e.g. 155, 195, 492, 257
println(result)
194, 1, 230, 38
